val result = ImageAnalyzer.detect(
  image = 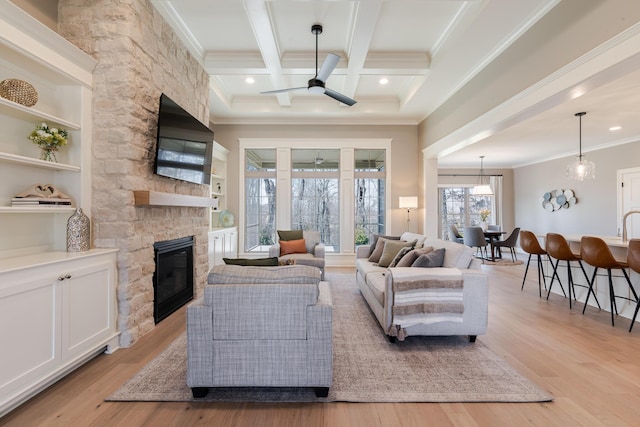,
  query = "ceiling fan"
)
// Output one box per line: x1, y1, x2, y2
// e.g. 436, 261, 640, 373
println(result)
260, 24, 357, 106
